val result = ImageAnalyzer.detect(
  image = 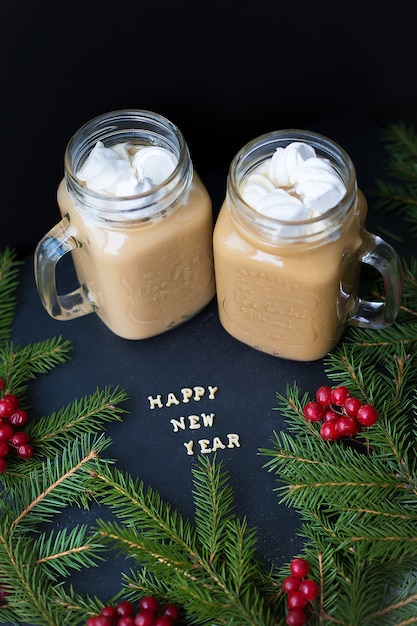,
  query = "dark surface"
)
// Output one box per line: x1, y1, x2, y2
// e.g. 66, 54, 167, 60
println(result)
10, 109, 412, 606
